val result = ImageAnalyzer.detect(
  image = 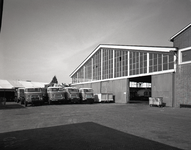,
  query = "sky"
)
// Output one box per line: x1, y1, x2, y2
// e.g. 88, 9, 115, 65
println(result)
0, 0, 191, 84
